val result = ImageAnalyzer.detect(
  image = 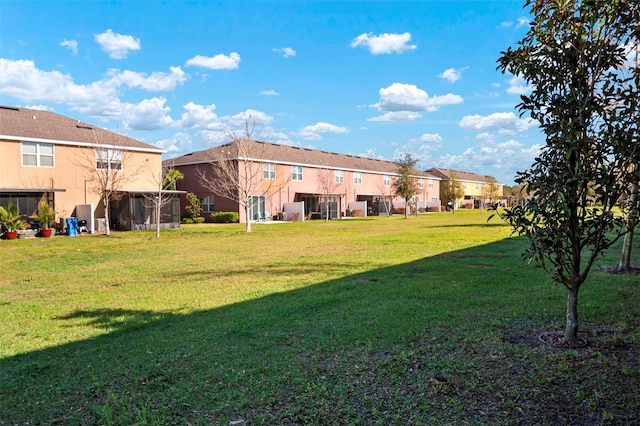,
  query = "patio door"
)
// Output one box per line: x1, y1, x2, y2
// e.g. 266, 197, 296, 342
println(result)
249, 195, 266, 221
